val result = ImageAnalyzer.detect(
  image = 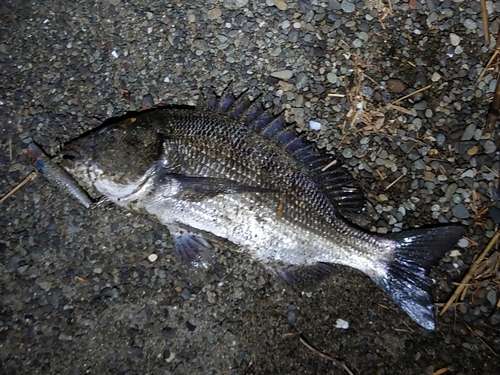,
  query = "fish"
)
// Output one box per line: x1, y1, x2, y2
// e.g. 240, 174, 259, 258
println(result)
29, 89, 467, 330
